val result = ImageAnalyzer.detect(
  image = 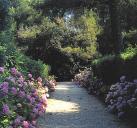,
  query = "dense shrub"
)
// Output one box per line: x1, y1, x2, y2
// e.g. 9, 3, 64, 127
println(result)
92, 55, 123, 85
0, 46, 6, 66
4, 45, 49, 79
0, 67, 48, 128
45, 75, 57, 92
0, 11, 50, 80
74, 69, 92, 88
106, 76, 137, 119
20, 57, 49, 78
123, 30, 137, 46
92, 46, 137, 85
74, 69, 104, 96
16, 7, 101, 80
